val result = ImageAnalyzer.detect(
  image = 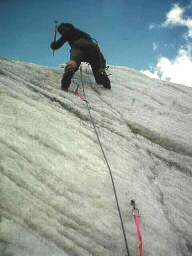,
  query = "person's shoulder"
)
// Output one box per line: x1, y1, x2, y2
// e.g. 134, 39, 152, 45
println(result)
74, 28, 82, 33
